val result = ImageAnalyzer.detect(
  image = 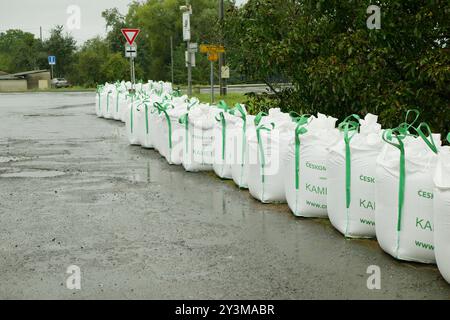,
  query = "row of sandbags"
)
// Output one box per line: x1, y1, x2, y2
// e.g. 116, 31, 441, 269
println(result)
95, 82, 450, 284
